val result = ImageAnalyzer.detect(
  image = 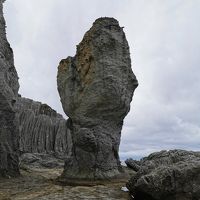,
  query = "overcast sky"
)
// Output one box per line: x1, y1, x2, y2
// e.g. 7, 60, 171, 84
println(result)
4, 0, 200, 160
